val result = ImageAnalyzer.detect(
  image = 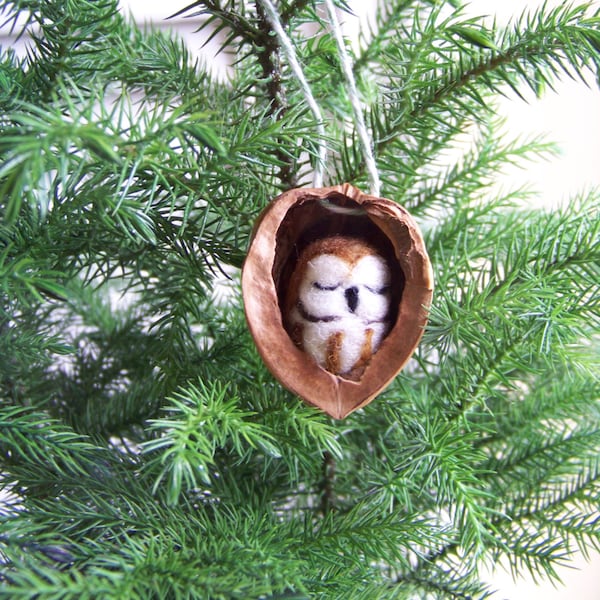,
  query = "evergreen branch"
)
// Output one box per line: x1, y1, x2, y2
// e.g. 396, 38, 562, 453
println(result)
391, 416, 499, 553
1, 490, 148, 543
401, 119, 557, 217
257, 400, 343, 493
483, 418, 600, 522
342, 403, 500, 558
0, 405, 119, 493
504, 432, 599, 510
0, 0, 36, 37
254, 0, 299, 187
17, 0, 123, 100
113, 27, 222, 108
170, 0, 263, 53
319, 450, 336, 515
354, 0, 417, 73
403, 369, 600, 582
0, 249, 70, 305
142, 380, 281, 505
491, 532, 570, 586
42, 292, 168, 437
280, 0, 312, 24
478, 375, 600, 454
424, 192, 600, 414
484, 460, 600, 584
498, 483, 600, 571
400, 569, 493, 600
1, 497, 309, 599
169, 0, 318, 156
355, 0, 463, 74
304, 507, 447, 578
346, 3, 600, 182
538, 504, 600, 559
421, 3, 599, 112
1, 0, 599, 596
